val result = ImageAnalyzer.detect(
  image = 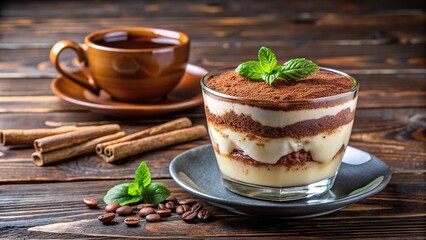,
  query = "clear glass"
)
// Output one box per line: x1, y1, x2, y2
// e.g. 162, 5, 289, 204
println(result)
201, 67, 359, 201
